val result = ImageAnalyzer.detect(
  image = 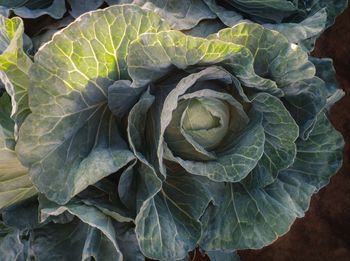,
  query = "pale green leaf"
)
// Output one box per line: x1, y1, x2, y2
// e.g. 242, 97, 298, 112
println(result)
128, 28, 281, 94
0, 94, 36, 210
0, 16, 32, 130
209, 23, 315, 87
16, 5, 171, 204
